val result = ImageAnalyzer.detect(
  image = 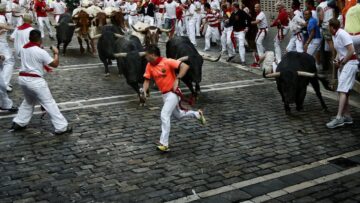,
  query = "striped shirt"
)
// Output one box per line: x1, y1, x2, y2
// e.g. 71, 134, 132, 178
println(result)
206, 10, 220, 27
